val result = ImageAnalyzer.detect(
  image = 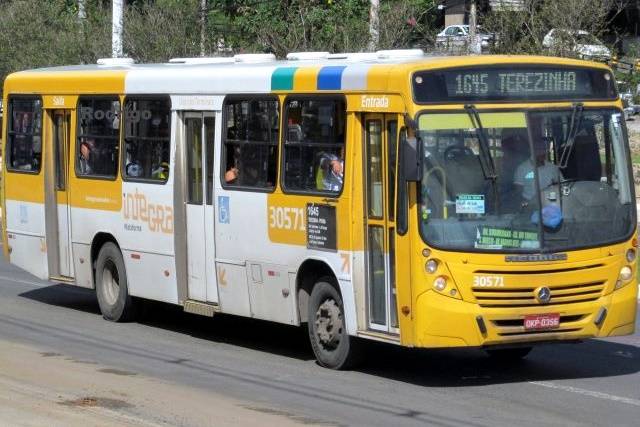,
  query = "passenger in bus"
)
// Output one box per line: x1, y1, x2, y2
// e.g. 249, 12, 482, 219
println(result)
78, 138, 95, 175
224, 145, 265, 186
152, 161, 170, 180
240, 147, 263, 186
126, 161, 143, 177
12, 134, 37, 171
316, 151, 344, 191
225, 165, 239, 183
224, 142, 241, 184
514, 136, 561, 201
